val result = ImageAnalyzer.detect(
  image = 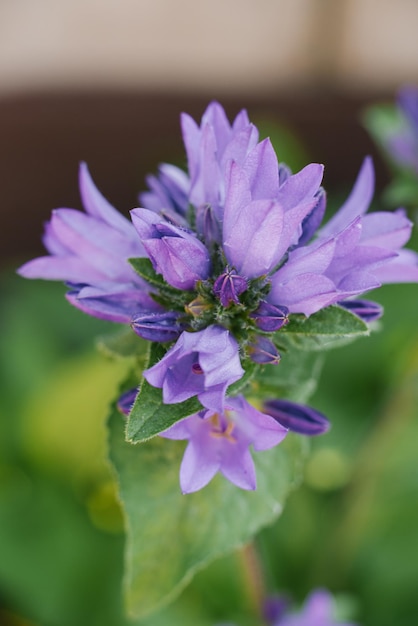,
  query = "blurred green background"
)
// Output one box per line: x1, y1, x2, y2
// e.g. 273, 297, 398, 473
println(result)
1, 112, 418, 626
